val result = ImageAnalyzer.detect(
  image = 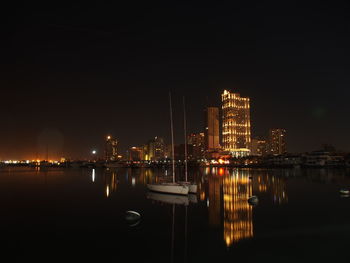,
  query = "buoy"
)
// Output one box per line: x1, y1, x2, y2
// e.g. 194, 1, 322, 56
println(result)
125, 211, 141, 226
340, 189, 350, 195
248, 195, 258, 205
